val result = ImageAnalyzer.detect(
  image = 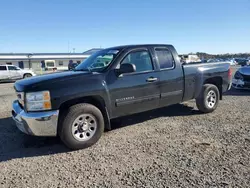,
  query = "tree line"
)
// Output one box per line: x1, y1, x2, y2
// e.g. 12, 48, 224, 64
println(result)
193, 52, 250, 59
